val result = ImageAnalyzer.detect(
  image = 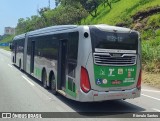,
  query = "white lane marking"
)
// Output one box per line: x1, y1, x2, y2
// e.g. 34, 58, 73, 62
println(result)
22, 75, 35, 86
152, 108, 160, 112
8, 64, 13, 68
142, 89, 160, 93
142, 94, 160, 101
